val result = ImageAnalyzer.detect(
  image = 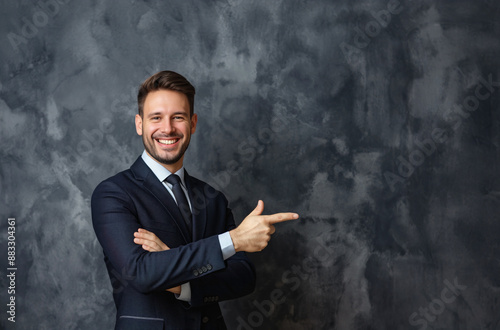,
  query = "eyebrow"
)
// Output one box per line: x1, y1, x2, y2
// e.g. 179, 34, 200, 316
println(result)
147, 112, 163, 118
147, 111, 188, 118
